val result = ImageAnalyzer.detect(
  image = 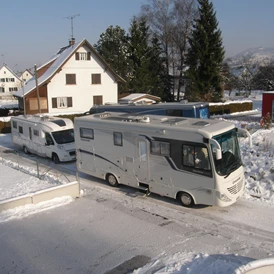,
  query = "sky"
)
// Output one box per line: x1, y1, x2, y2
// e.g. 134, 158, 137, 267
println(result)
1, 0, 274, 74
1, 97, 274, 272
